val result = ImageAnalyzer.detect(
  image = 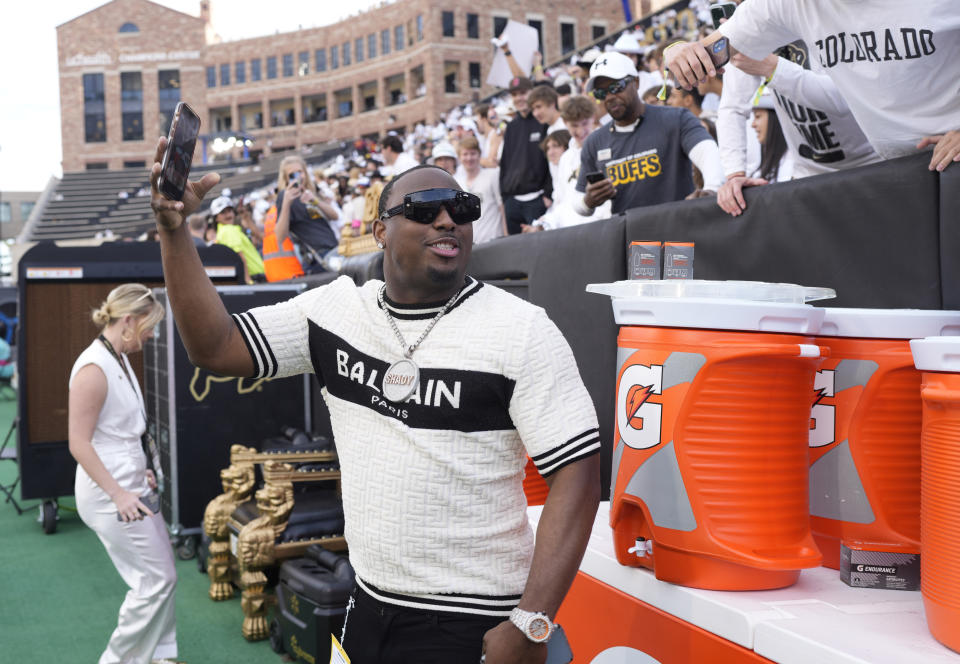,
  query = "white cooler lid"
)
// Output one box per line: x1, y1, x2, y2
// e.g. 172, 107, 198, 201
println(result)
587, 280, 835, 304
910, 336, 960, 371
607, 297, 825, 334
819, 308, 960, 339
587, 280, 831, 334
